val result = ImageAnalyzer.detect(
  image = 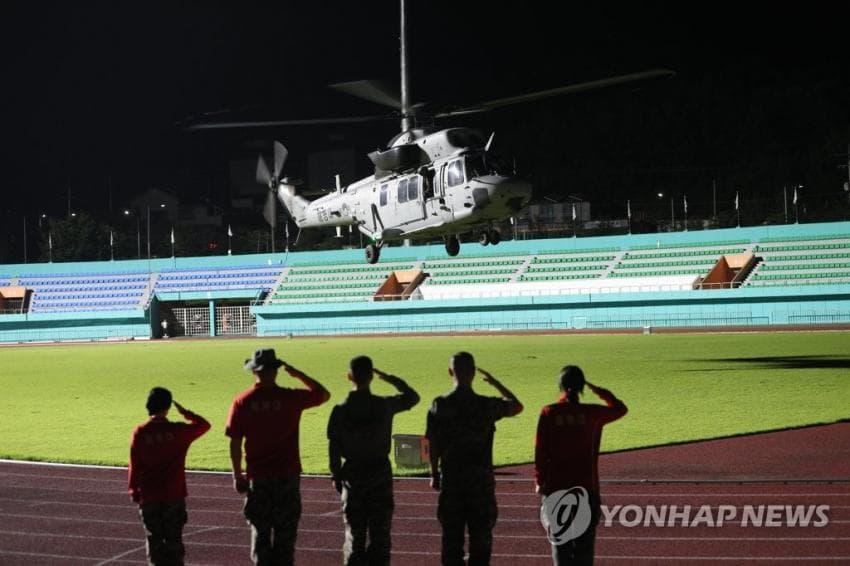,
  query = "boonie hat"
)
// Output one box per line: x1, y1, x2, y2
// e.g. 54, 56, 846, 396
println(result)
244, 348, 285, 371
